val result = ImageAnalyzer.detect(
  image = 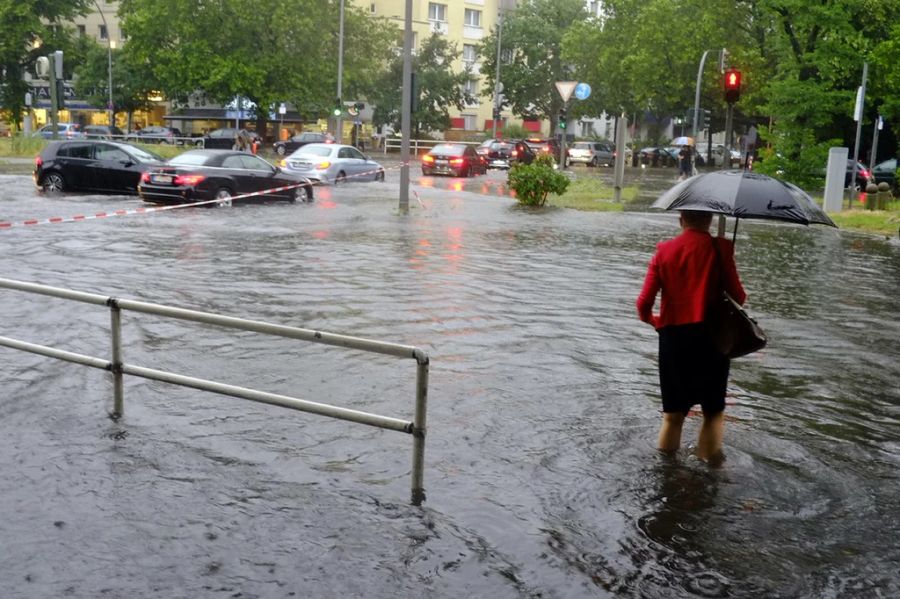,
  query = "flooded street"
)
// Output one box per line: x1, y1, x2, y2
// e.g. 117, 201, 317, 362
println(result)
0, 167, 898, 598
